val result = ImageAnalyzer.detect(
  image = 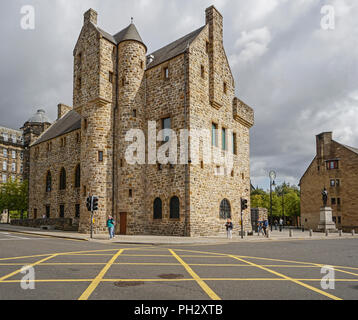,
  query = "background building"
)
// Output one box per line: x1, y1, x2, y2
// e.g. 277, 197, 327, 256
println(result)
28, 6, 254, 236
300, 132, 358, 232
